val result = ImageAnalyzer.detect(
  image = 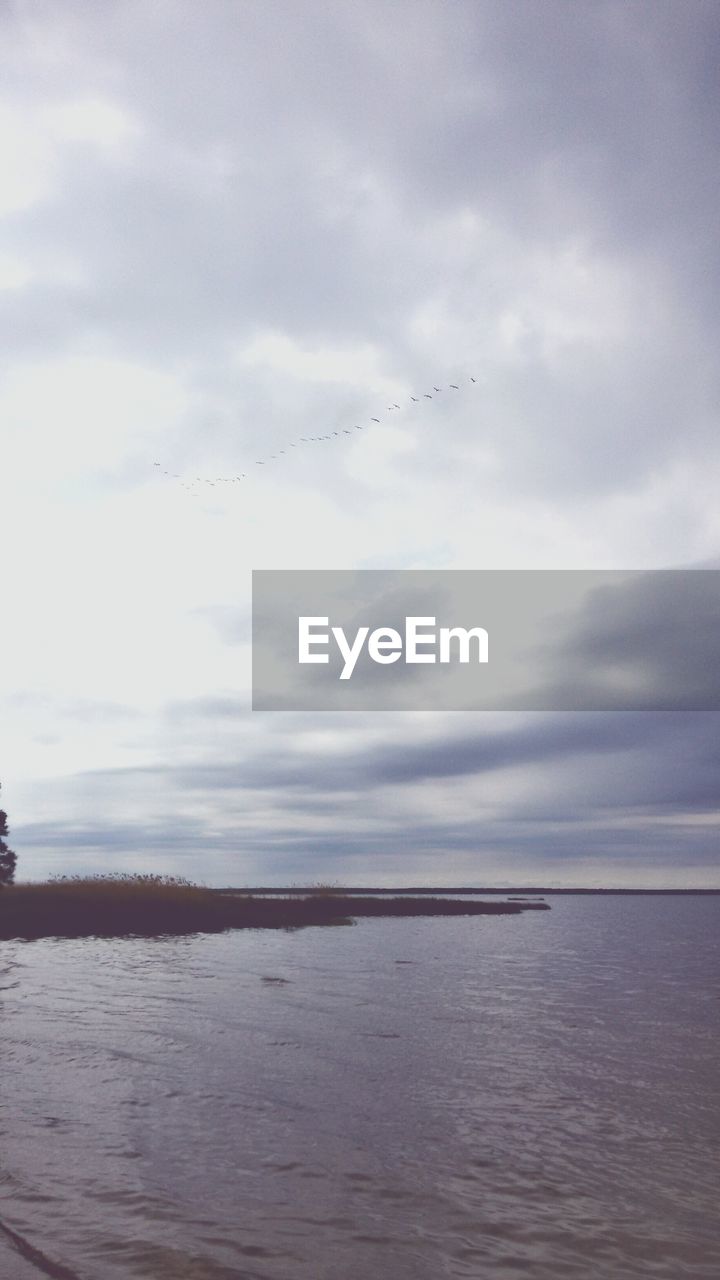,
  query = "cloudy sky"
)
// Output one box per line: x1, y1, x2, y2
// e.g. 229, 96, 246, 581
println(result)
1, 0, 718, 886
